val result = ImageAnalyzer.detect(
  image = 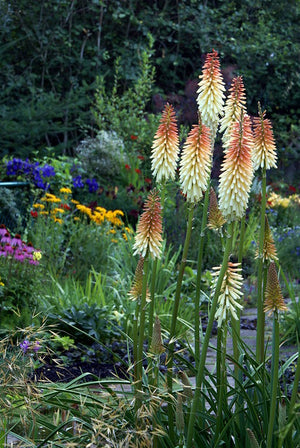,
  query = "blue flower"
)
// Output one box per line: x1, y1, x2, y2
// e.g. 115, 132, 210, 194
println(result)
20, 340, 30, 354
72, 175, 85, 188
86, 178, 99, 193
